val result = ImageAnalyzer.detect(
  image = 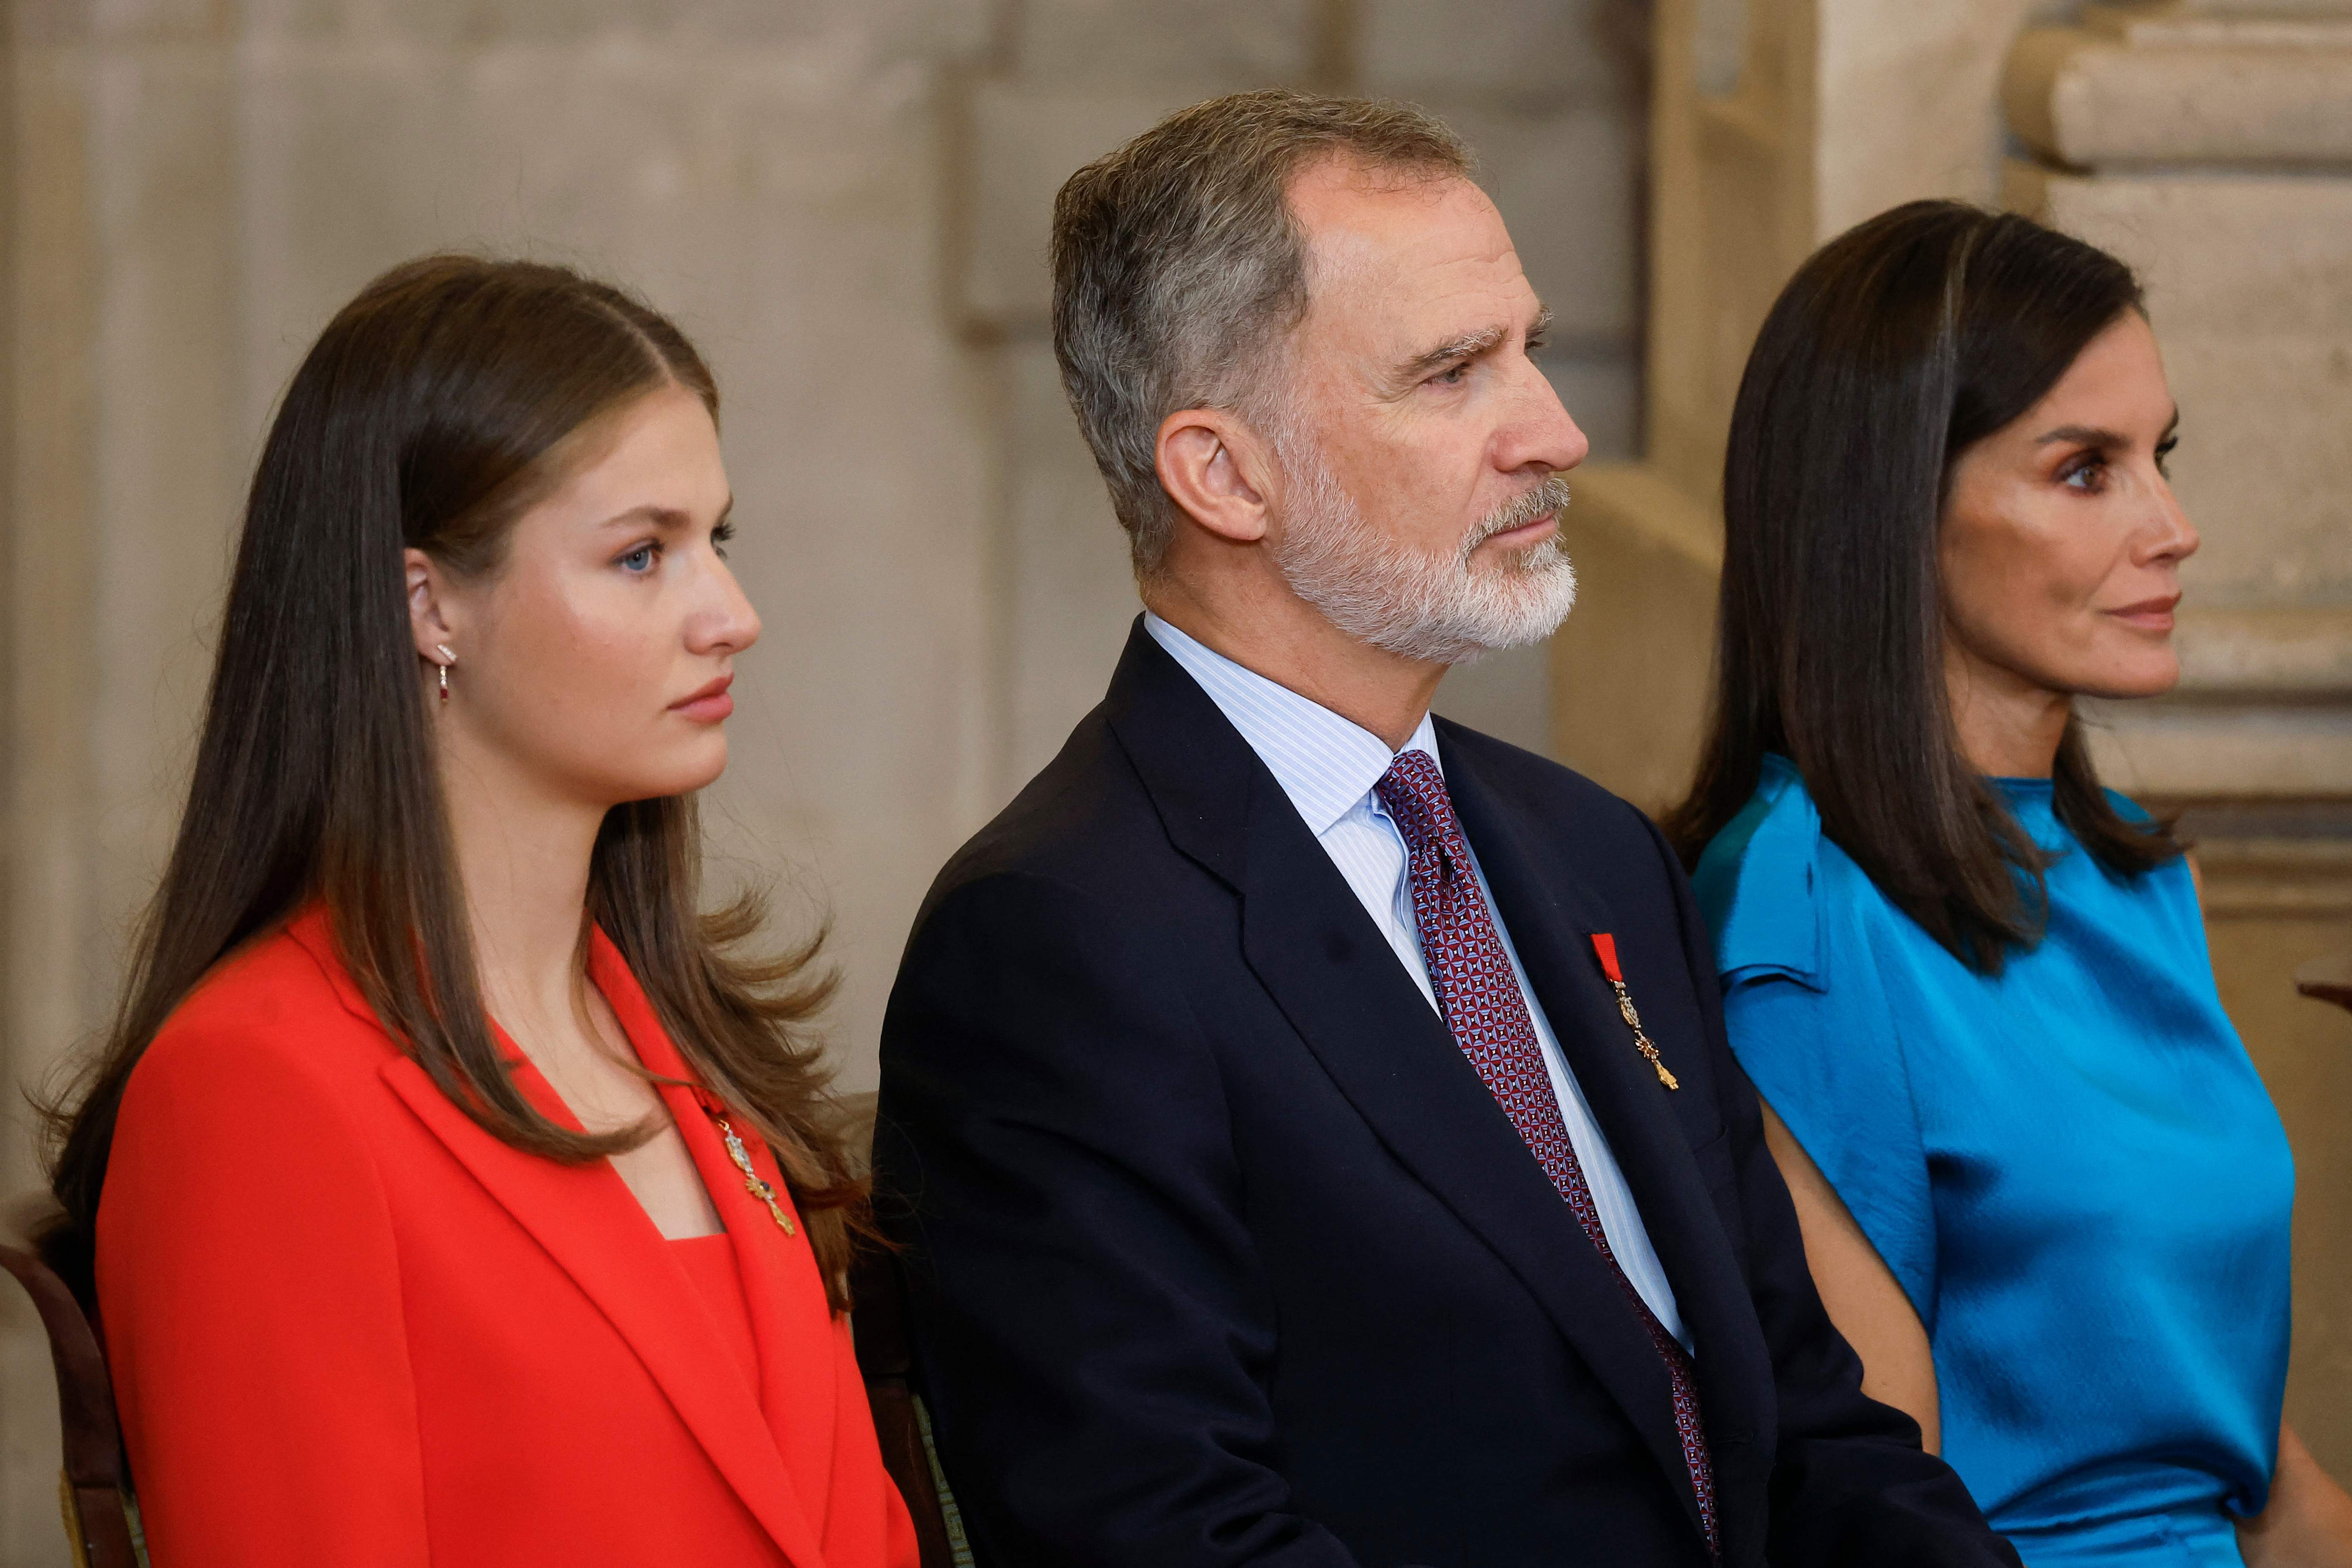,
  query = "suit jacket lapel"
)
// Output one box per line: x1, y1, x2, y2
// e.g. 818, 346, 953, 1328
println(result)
1102, 626, 1703, 1516
289, 915, 826, 1565
1438, 733, 1776, 1457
